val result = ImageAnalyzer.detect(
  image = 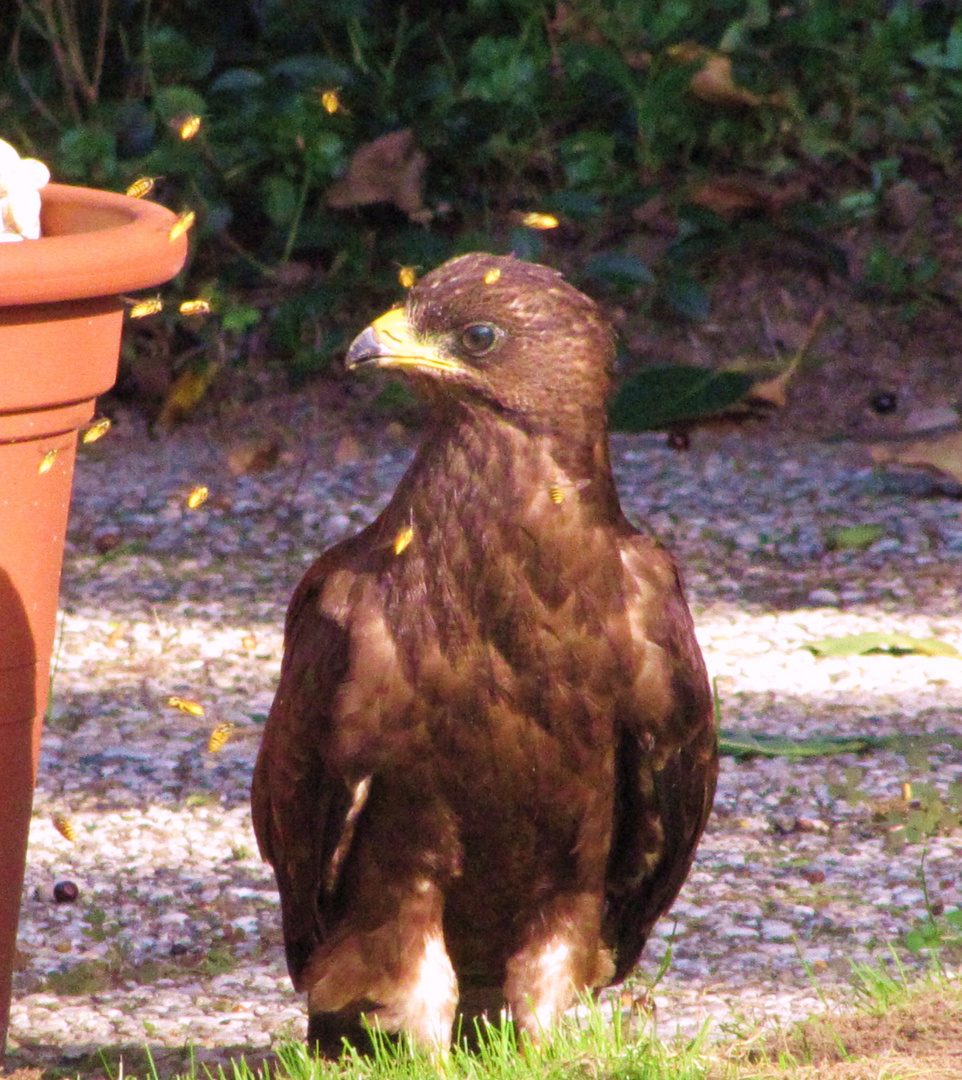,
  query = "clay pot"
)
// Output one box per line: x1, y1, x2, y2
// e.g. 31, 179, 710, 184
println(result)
0, 183, 187, 1058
